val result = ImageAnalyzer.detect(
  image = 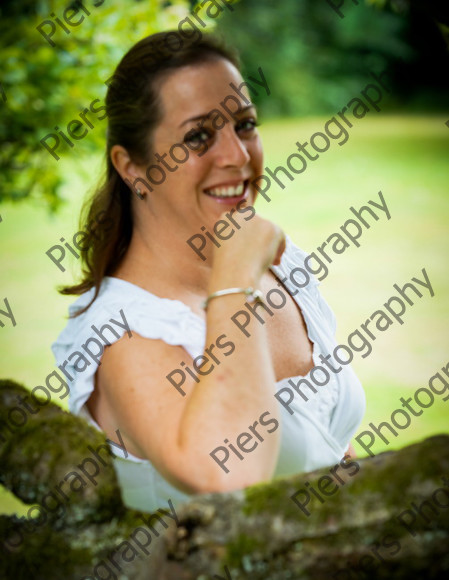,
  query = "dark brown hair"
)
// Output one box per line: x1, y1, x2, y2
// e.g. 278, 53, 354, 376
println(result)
60, 31, 239, 315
